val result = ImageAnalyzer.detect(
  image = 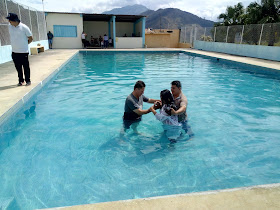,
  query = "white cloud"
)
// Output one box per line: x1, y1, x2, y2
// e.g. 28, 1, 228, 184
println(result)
15, 0, 254, 21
